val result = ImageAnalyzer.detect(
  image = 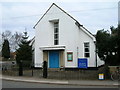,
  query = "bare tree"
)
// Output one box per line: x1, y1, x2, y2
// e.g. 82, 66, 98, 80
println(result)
10, 32, 23, 51
2, 30, 23, 52
2, 30, 12, 40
